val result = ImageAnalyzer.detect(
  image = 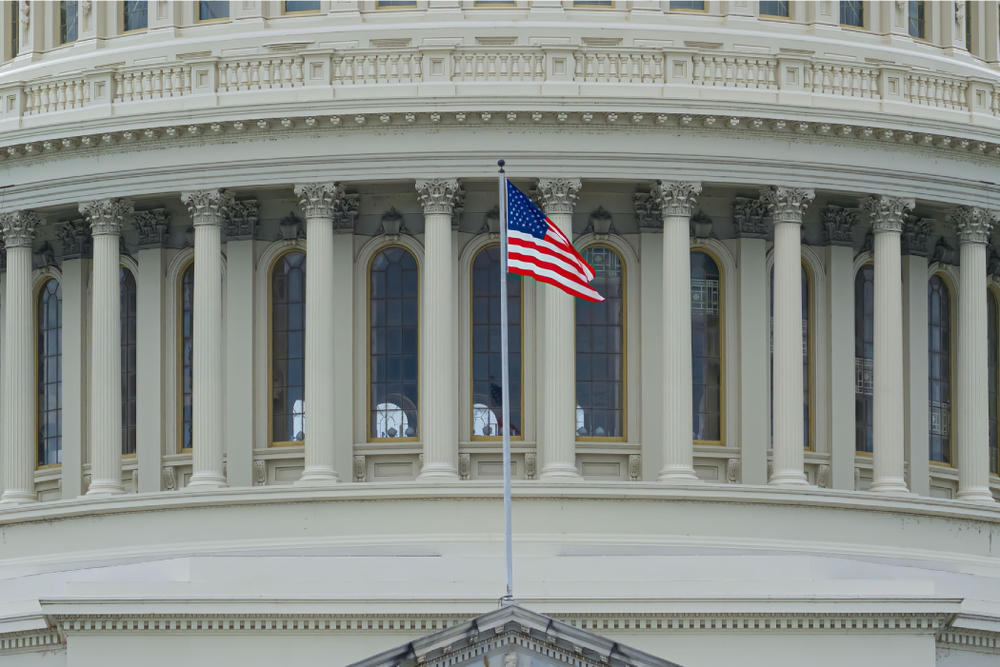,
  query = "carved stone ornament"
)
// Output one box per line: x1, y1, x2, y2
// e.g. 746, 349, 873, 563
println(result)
634, 192, 662, 230
732, 197, 770, 237
34, 241, 55, 269
817, 463, 831, 489
133, 208, 171, 248
294, 182, 345, 220
458, 453, 471, 481
863, 195, 914, 235
414, 179, 463, 216
503, 651, 518, 667
480, 205, 500, 235
901, 217, 933, 256
79, 197, 134, 236
379, 208, 407, 238
726, 458, 739, 484
353, 455, 366, 483
690, 211, 714, 239
932, 237, 957, 265
253, 460, 266, 486
821, 206, 859, 246
57, 219, 93, 260
162, 466, 176, 491
860, 230, 874, 255
955, 0, 965, 25
0, 238, 7, 272
949, 206, 997, 245
333, 194, 360, 232
767, 460, 774, 482
524, 452, 536, 480
628, 454, 641, 482
278, 212, 304, 241
759, 186, 815, 224
652, 181, 702, 218
19, 2, 28, 29
988, 246, 1000, 278
854, 466, 861, 490
586, 206, 615, 237
83, 474, 91, 494
535, 178, 582, 215
181, 189, 235, 227
0, 210, 42, 248
224, 199, 260, 240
